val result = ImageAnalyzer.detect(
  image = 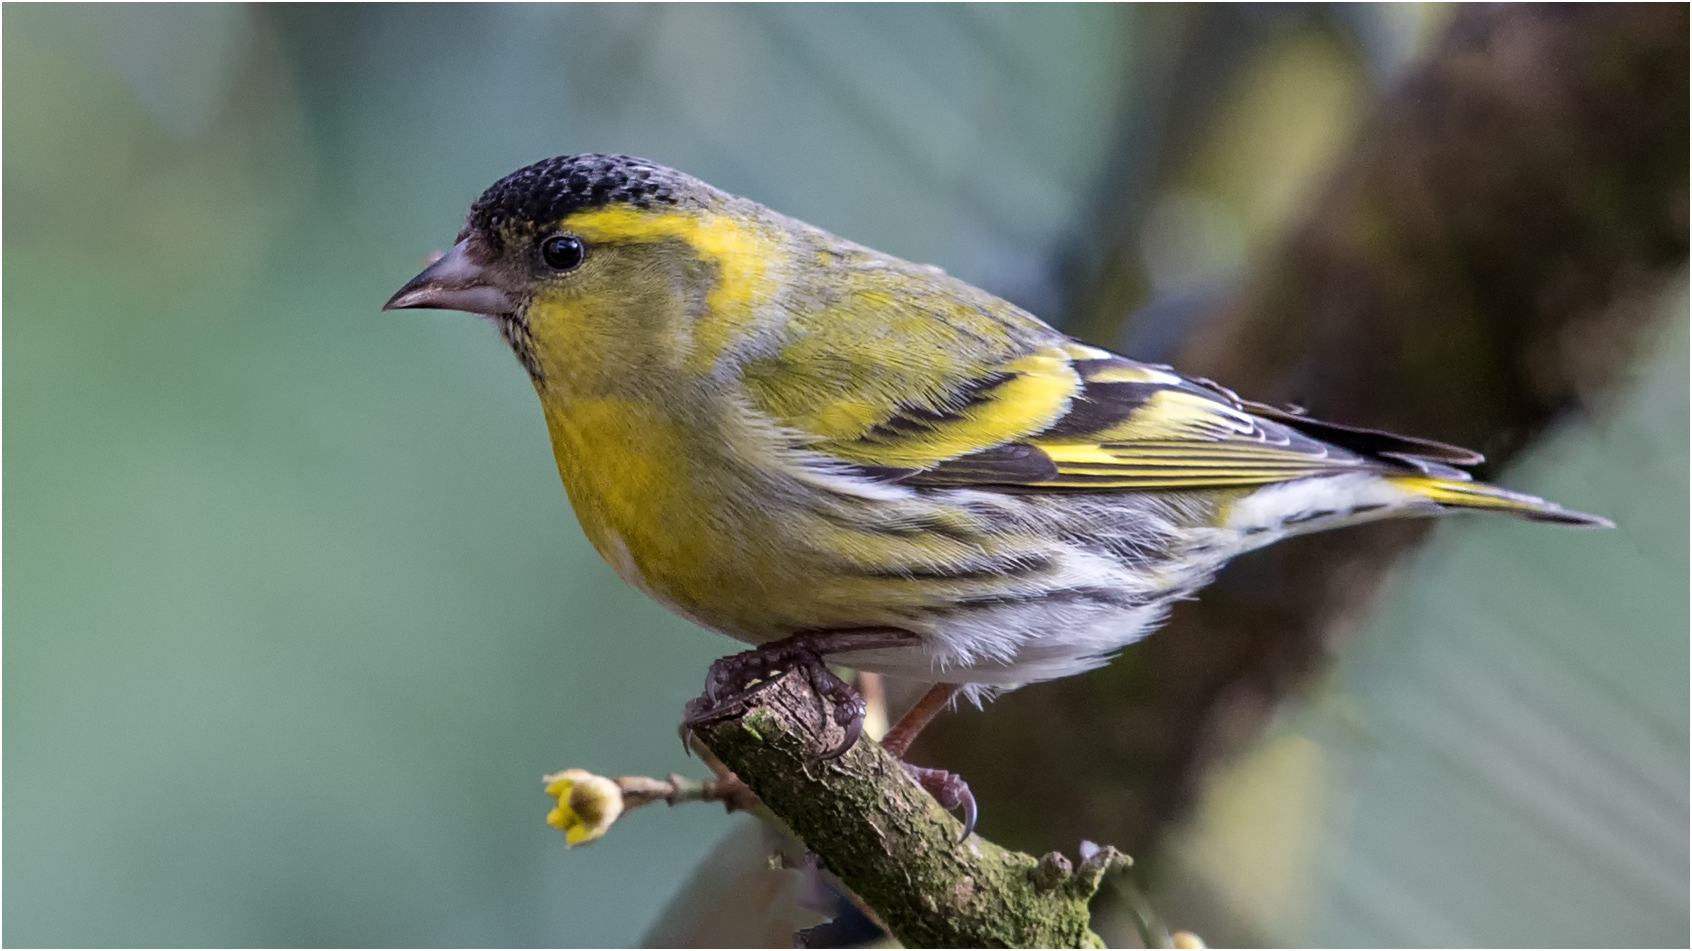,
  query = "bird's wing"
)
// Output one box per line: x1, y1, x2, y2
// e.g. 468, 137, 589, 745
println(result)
747, 310, 1480, 490
899, 351, 1483, 490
